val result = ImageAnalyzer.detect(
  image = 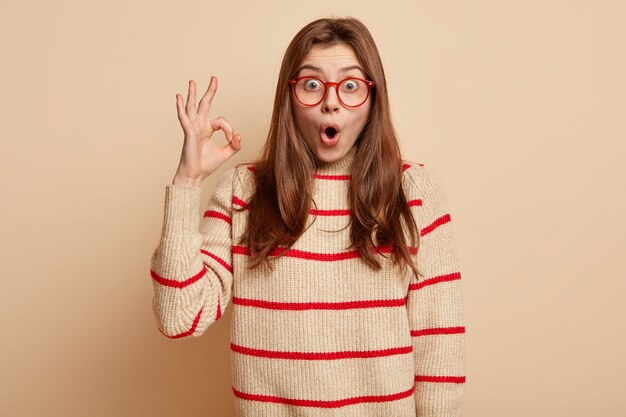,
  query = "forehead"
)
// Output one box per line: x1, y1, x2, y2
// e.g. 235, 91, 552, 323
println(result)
297, 43, 363, 75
